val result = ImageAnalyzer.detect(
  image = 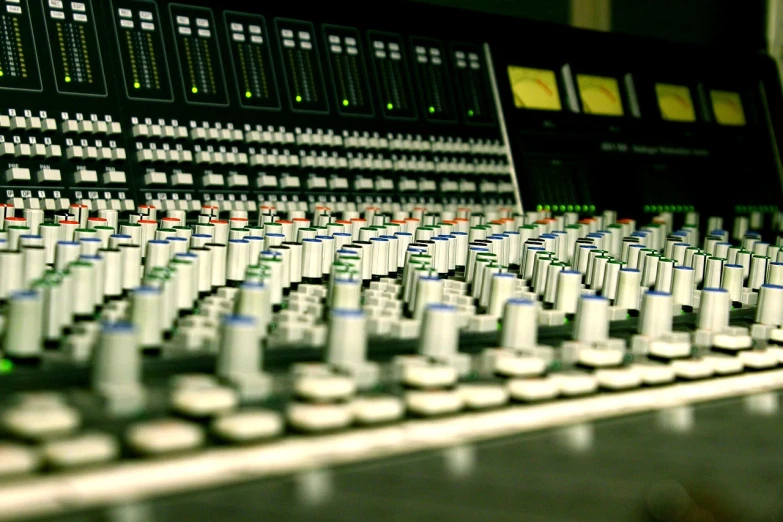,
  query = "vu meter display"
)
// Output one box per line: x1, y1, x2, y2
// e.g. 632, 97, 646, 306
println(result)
41, 0, 106, 96
711, 90, 746, 126
169, 4, 228, 106
368, 31, 416, 120
323, 25, 373, 117
576, 74, 623, 116
275, 19, 328, 113
655, 83, 696, 122
450, 43, 494, 124
0, 0, 41, 91
507, 66, 561, 111
224, 12, 279, 110
411, 37, 455, 123
111, 0, 172, 102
